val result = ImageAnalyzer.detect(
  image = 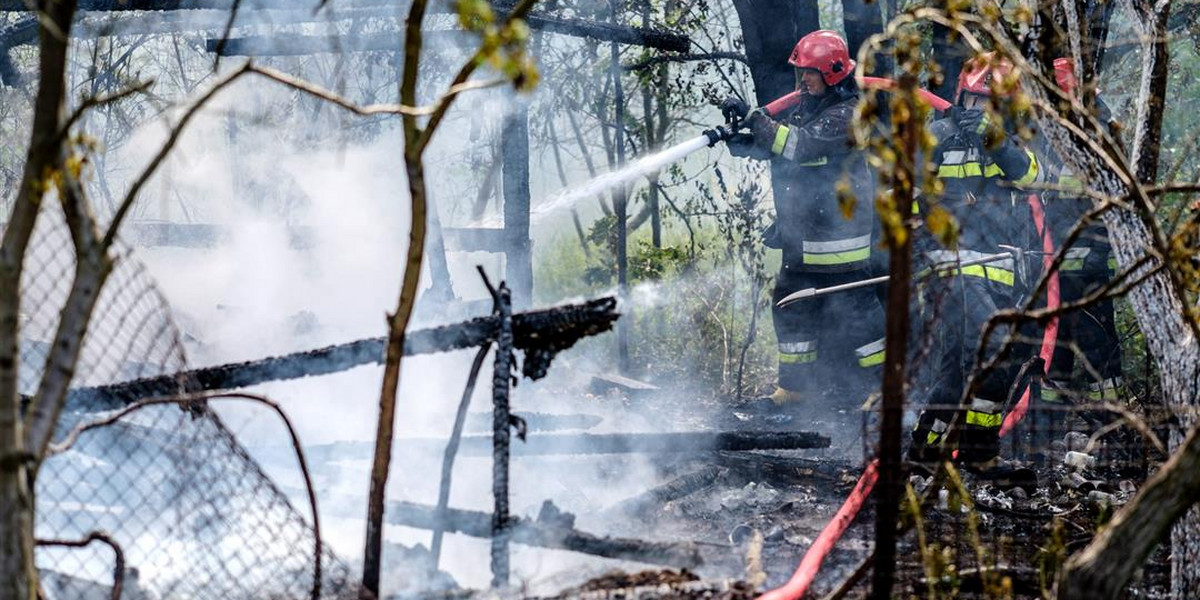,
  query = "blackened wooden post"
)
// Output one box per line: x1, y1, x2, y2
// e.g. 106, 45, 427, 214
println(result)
490, 282, 514, 587
502, 107, 533, 310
